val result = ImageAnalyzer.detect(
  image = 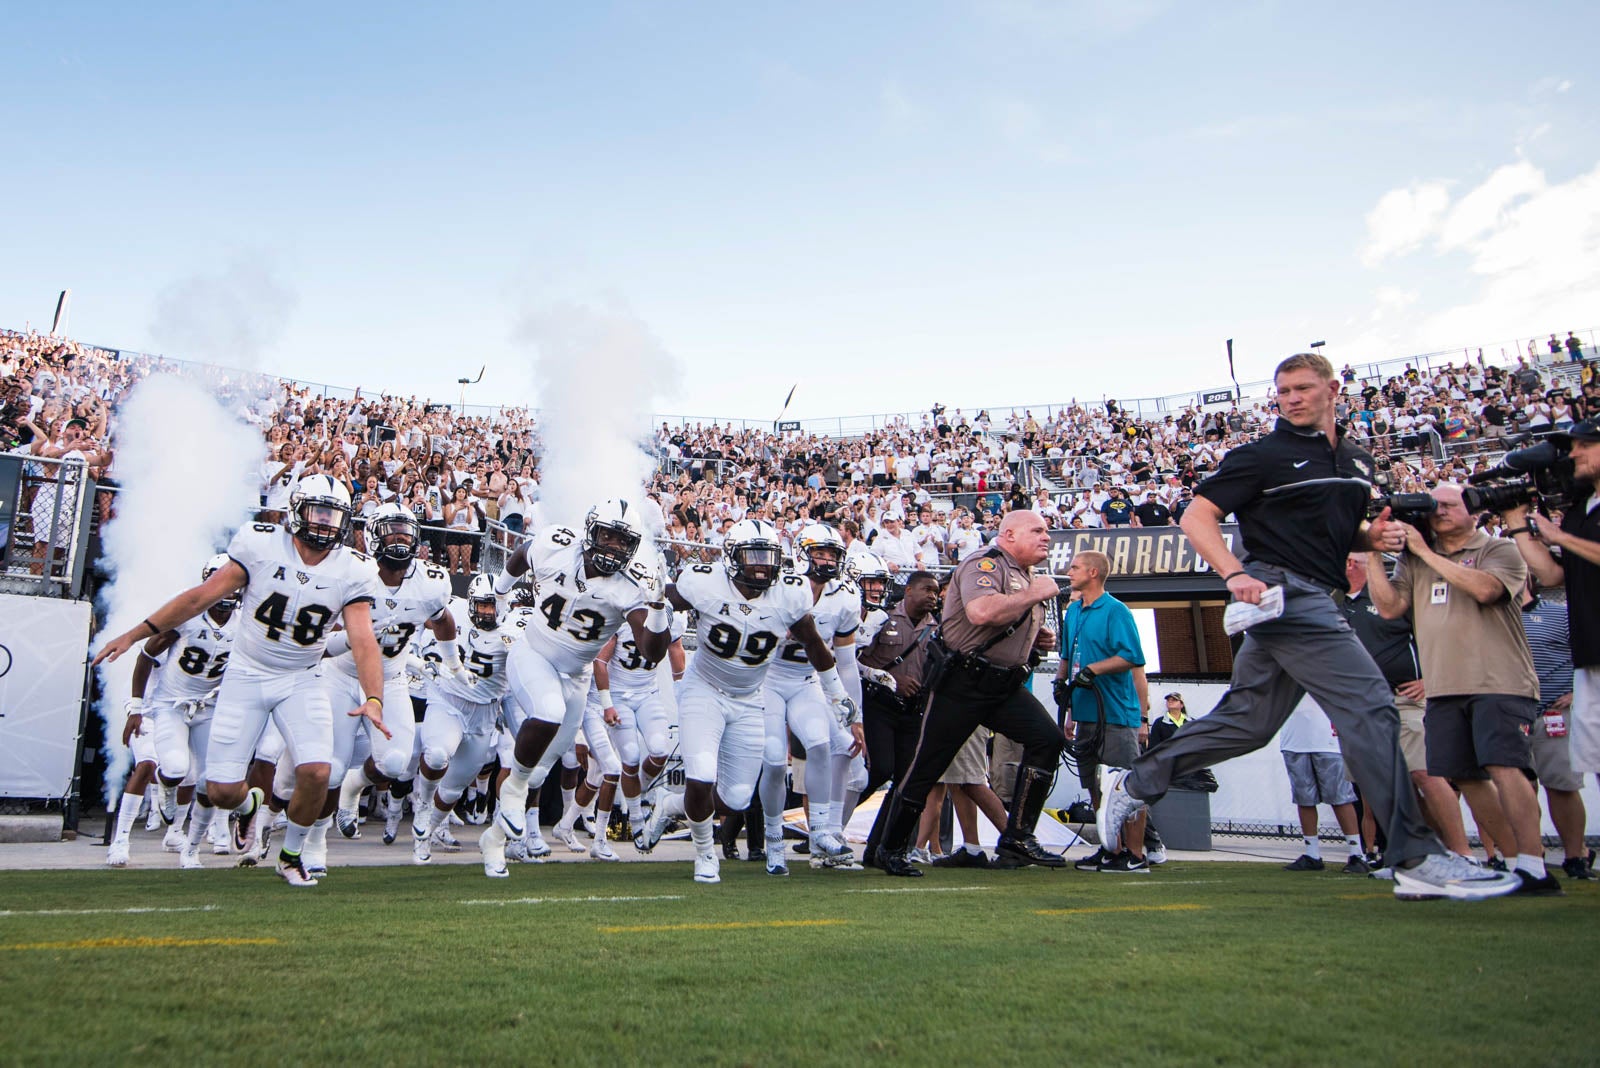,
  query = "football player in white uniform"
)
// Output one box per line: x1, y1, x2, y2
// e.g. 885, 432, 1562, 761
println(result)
330, 502, 459, 859
758, 524, 866, 875
413, 575, 518, 864
849, 552, 894, 648
128, 555, 240, 869
549, 683, 624, 861
639, 519, 860, 884
106, 700, 162, 868
95, 474, 385, 888
479, 500, 672, 878
594, 608, 686, 845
